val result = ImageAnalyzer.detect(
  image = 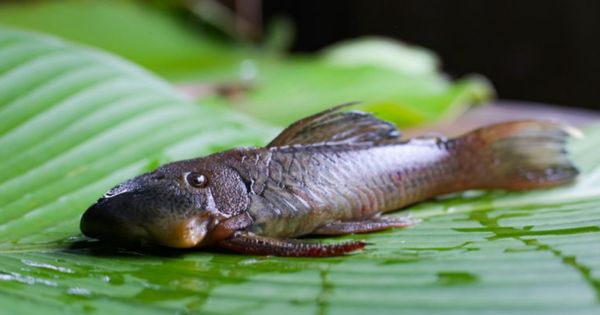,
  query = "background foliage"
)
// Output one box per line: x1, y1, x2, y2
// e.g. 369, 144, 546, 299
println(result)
0, 2, 598, 314
0, 0, 491, 126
